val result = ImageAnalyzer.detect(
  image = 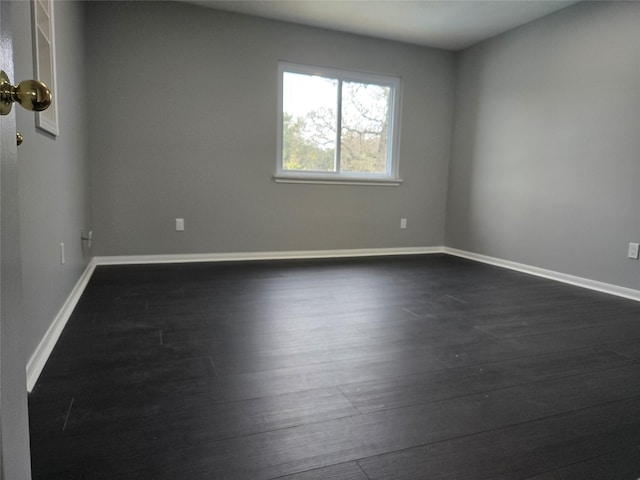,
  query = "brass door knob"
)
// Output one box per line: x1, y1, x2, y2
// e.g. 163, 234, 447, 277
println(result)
17, 132, 23, 146
0, 70, 52, 116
